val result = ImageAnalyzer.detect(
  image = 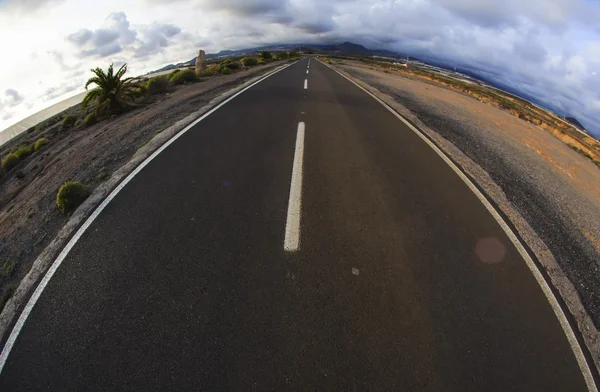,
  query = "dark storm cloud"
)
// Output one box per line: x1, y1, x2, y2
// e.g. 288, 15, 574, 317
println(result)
295, 21, 335, 34
197, 0, 286, 16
